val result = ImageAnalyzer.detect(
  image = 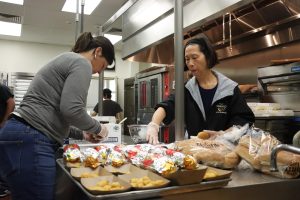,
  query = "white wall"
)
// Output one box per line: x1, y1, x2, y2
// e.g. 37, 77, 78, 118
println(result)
0, 39, 143, 112
0, 39, 70, 73
89, 50, 141, 112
